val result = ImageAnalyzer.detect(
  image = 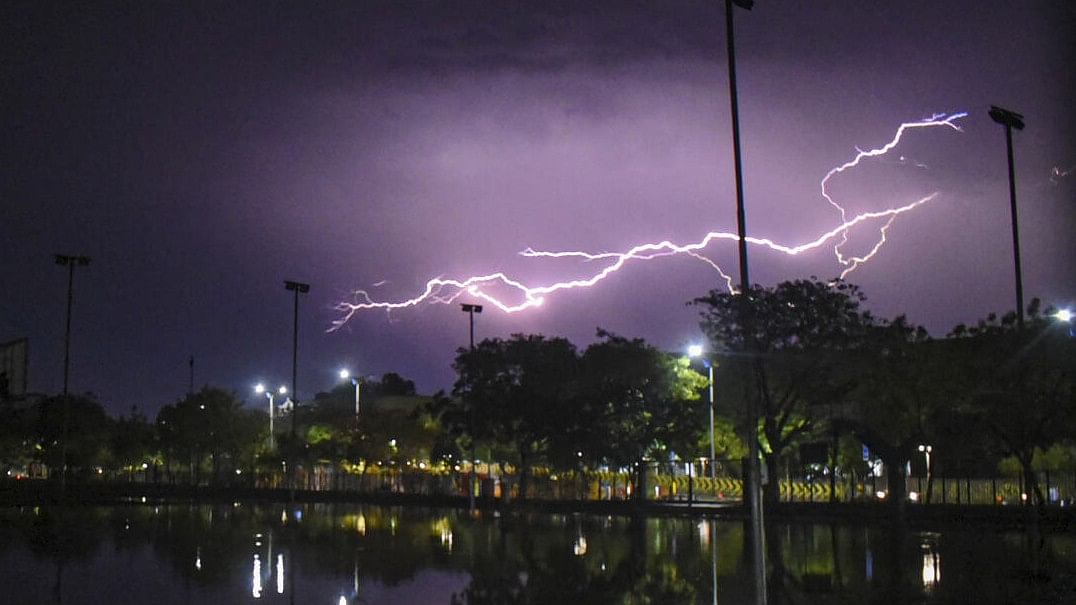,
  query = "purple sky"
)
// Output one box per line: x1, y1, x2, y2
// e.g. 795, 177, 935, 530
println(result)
3, 1, 1074, 415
